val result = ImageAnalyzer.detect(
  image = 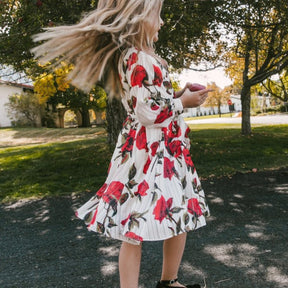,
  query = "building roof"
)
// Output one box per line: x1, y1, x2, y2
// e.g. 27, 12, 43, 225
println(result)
0, 79, 34, 90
